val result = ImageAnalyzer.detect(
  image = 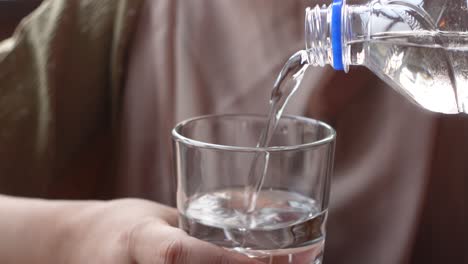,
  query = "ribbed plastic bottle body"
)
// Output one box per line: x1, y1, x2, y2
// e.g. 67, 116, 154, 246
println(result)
306, 0, 468, 114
